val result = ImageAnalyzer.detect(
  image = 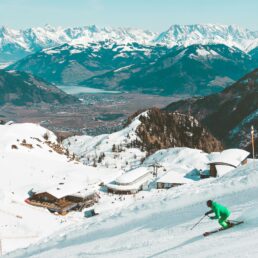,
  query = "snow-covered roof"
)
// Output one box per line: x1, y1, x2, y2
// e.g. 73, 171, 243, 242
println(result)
45, 186, 96, 199
107, 173, 152, 192
116, 167, 152, 185
34, 184, 90, 199
32, 170, 98, 199
208, 149, 250, 167
157, 172, 193, 184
